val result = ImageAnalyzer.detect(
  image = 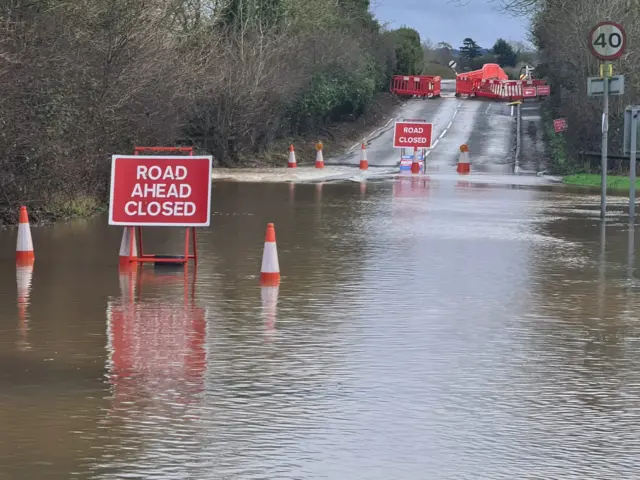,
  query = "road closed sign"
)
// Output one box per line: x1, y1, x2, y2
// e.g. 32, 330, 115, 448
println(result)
109, 155, 213, 226
393, 121, 433, 149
